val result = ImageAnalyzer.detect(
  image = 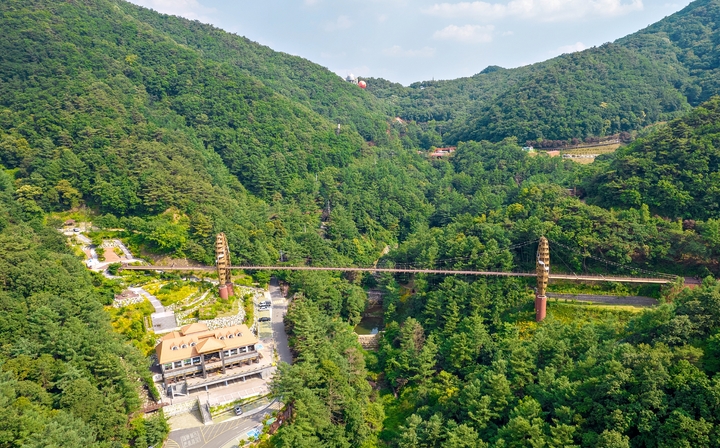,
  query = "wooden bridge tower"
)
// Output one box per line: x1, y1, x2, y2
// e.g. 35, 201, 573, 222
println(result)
215, 233, 234, 299
536, 237, 550, 322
